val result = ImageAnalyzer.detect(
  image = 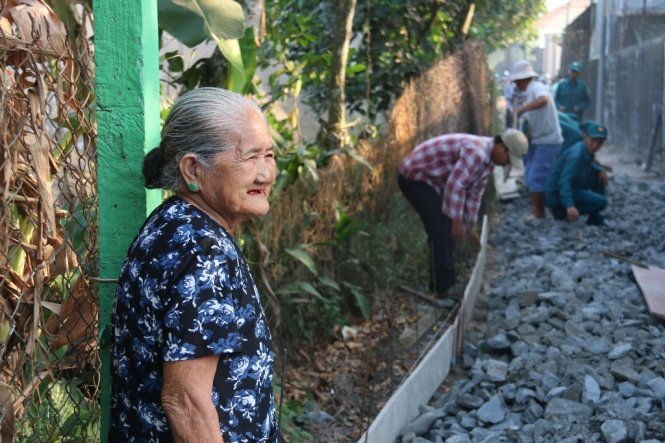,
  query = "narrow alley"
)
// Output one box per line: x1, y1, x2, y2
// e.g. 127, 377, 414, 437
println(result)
399, 146, 665, 442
